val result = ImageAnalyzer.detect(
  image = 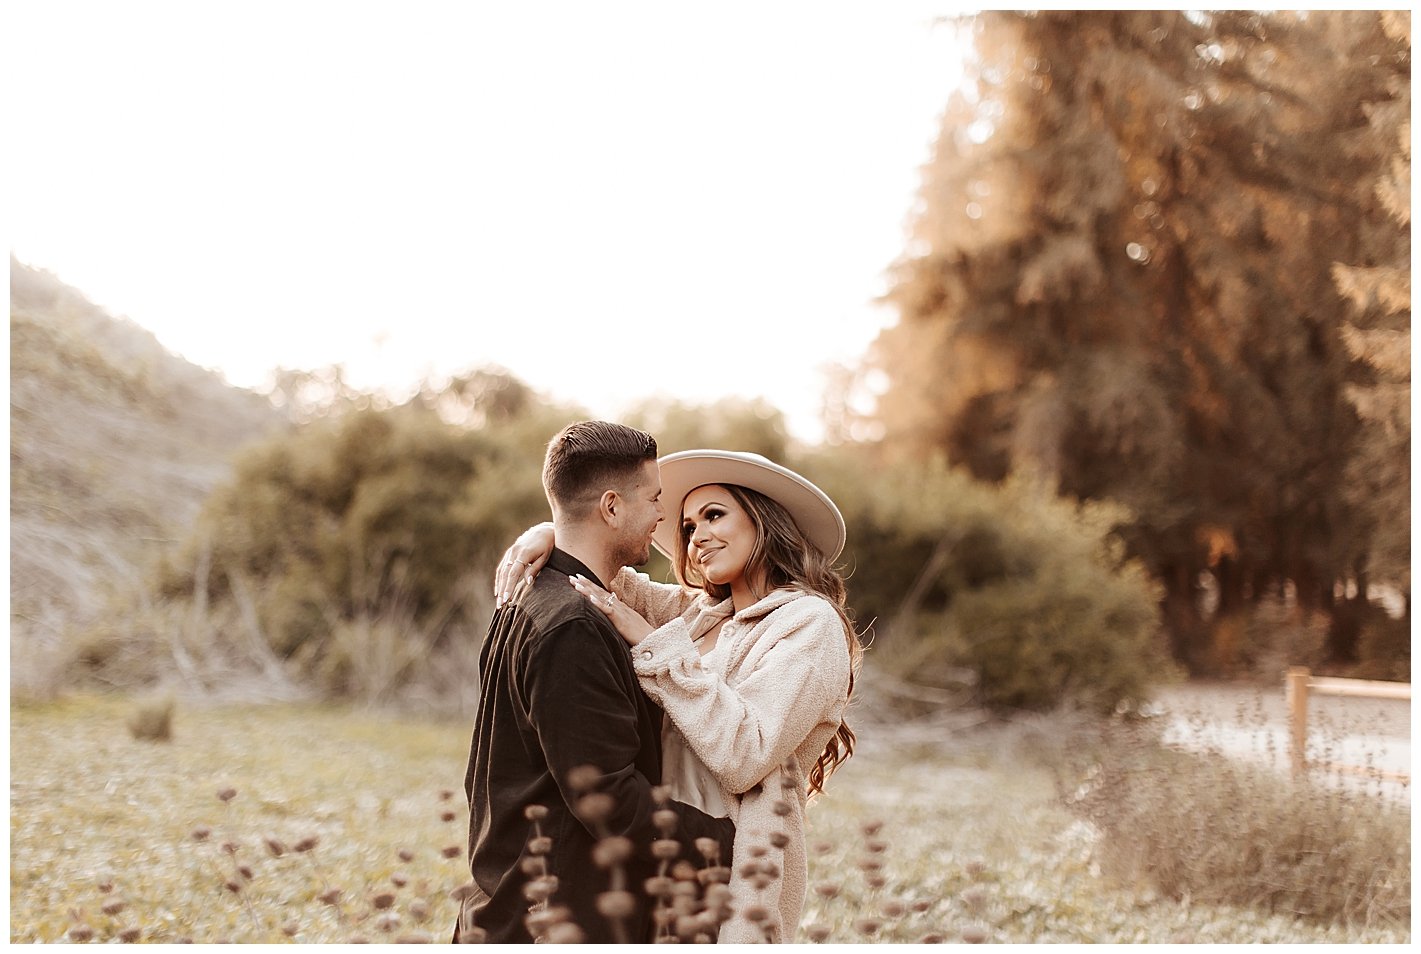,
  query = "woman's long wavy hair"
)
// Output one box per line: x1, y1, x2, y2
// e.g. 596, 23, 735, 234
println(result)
672, 483, 864, 797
